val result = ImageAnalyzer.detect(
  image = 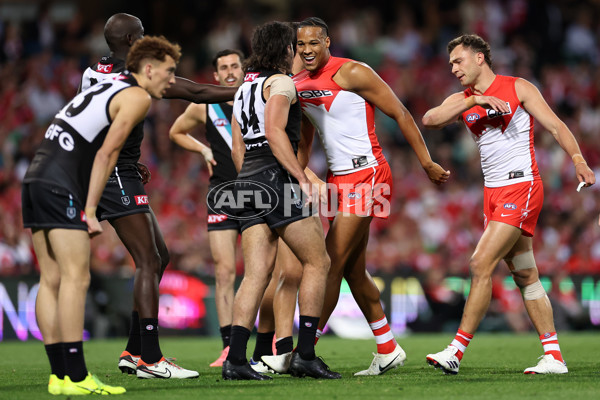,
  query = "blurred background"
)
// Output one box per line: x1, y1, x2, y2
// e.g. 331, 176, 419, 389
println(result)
1, 0, 600, 341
